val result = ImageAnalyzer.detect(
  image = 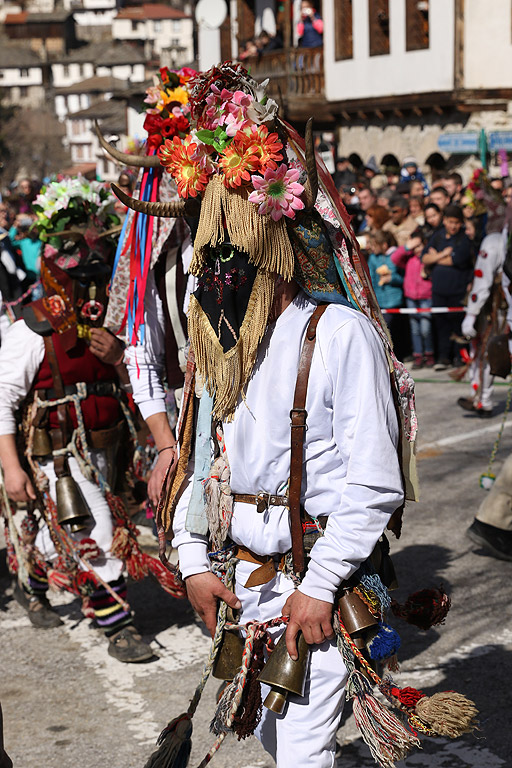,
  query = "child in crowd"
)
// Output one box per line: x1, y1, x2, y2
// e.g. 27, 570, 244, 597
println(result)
368, 230, 404, 353
392, 228, 434, 369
